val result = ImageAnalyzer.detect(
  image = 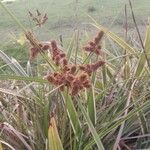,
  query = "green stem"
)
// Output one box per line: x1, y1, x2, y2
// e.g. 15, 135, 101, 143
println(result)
78, 98, 105, 150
